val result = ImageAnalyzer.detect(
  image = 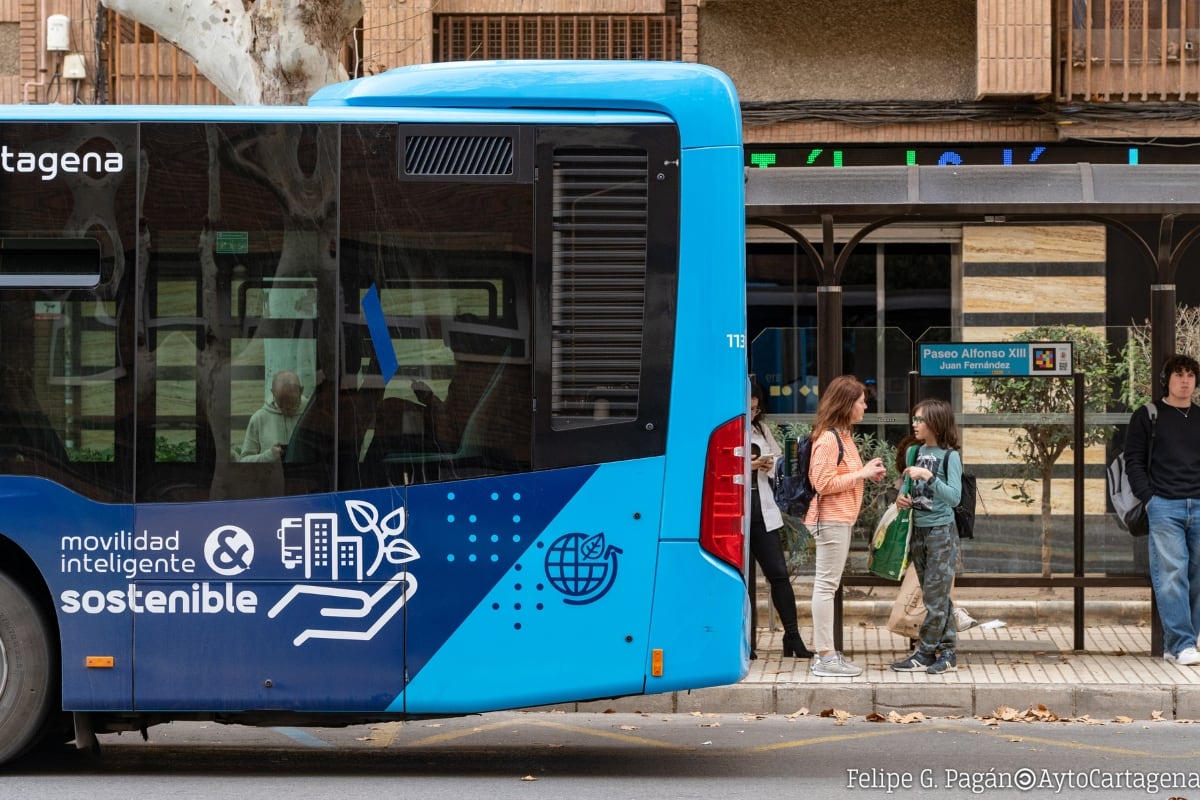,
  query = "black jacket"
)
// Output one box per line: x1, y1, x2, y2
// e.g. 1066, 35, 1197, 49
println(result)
1125, 400, 1200, 503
